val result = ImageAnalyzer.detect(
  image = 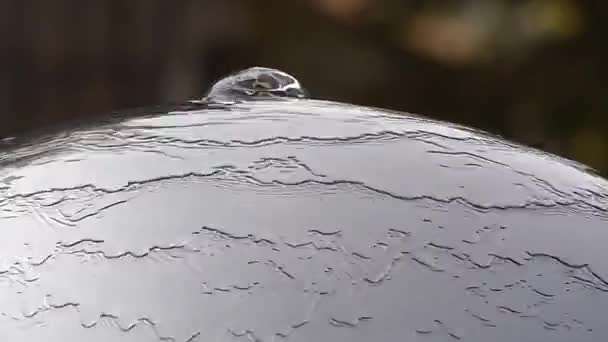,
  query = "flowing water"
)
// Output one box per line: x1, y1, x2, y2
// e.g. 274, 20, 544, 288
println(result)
0, 98, 607, 341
